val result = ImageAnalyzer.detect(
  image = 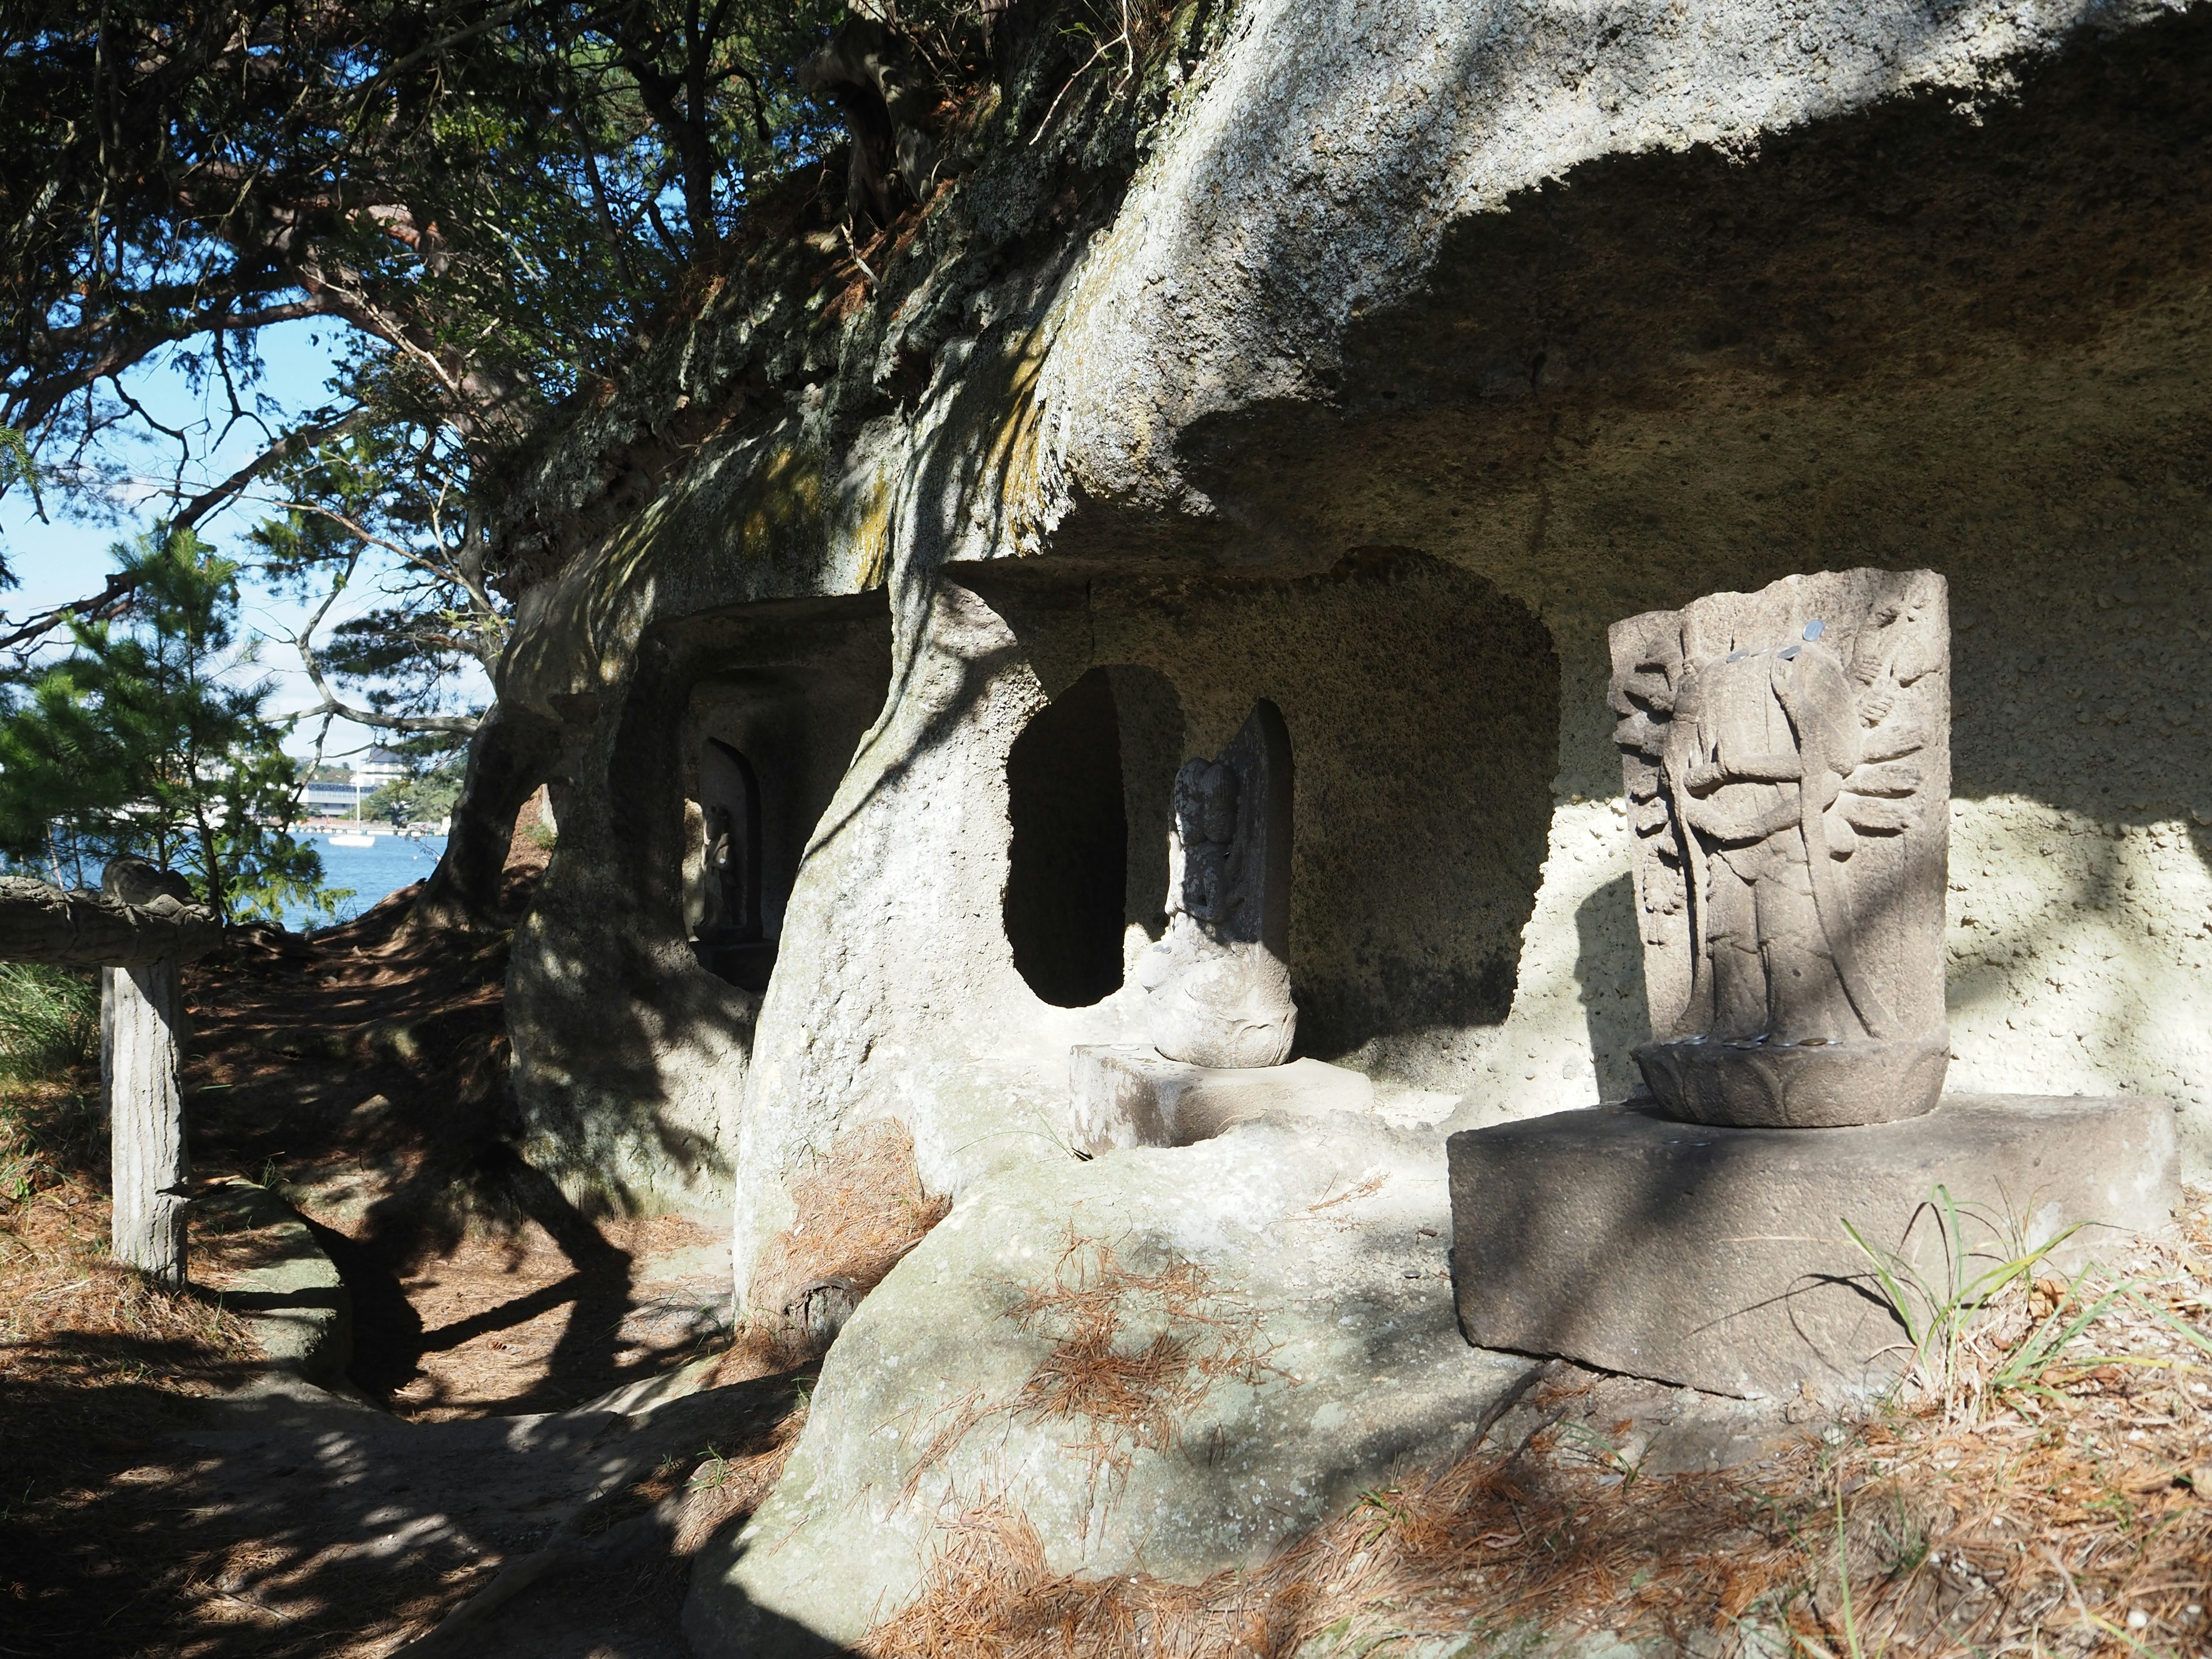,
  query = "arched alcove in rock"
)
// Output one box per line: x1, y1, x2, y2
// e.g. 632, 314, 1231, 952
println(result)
694, 739, 774, 990
505, 589, 893, 1215
964, 551, 1559, 1085
682, 650, 891, 995
998, 662, 1186, 1010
